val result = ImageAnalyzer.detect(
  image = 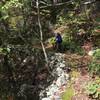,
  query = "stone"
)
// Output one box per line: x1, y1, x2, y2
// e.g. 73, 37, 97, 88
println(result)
88, 50, 95, 56
59, 63, 65, 68
40, 53, 69, 100
53, 94, 62, 100
56, 67, 63, 76
42, 97, 51, 100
